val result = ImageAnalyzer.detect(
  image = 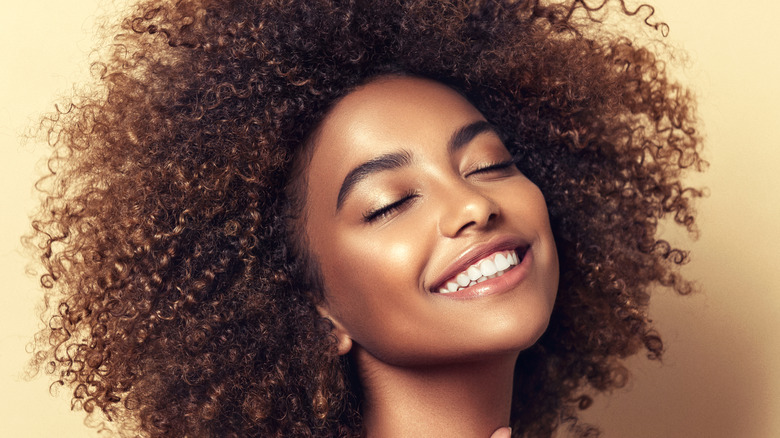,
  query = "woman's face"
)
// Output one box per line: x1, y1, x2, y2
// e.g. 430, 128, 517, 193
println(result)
302, 76, 558, 366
